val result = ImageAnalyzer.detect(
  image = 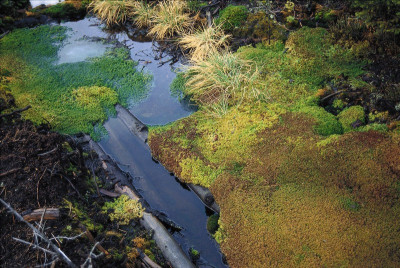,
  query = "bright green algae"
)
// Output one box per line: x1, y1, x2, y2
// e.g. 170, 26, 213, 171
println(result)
0, 25, 151, 139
